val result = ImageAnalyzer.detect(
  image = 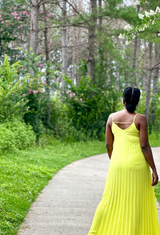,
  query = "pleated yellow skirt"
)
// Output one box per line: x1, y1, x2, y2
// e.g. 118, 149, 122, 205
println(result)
87, 122, 160, 235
